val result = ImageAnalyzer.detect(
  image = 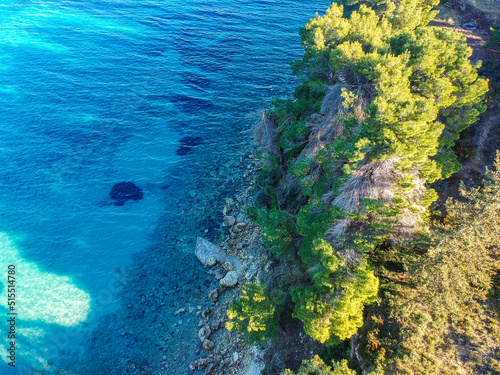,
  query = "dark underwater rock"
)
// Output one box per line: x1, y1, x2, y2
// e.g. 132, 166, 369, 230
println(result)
110, 182, 143, 206
176, 136, 203, 155
180, 136, 203, 147
167, 93, 213, 112
176, 146, 192, 156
